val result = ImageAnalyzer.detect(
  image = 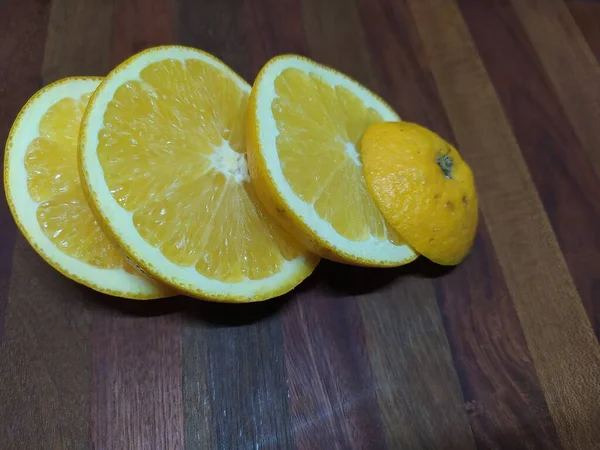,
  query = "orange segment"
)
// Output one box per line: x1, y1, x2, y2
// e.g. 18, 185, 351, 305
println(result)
36, 189, 123, 268
25, 137, 79, 203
